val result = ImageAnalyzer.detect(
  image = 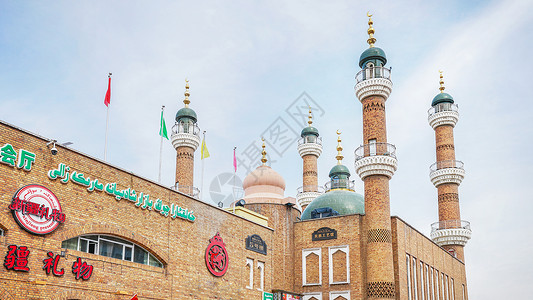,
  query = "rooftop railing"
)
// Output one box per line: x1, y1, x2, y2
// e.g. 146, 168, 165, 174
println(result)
431, 220, 471, 233
171, 184, 200, 199
297, 185, 325, 194
354, 142, 397, 161
355, 66, 392, 83
324, 179, 355, 192
428, 103, 459, 117
172, 122, 200, 136
429, 160, 464, 172
297, 136, 322, 146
